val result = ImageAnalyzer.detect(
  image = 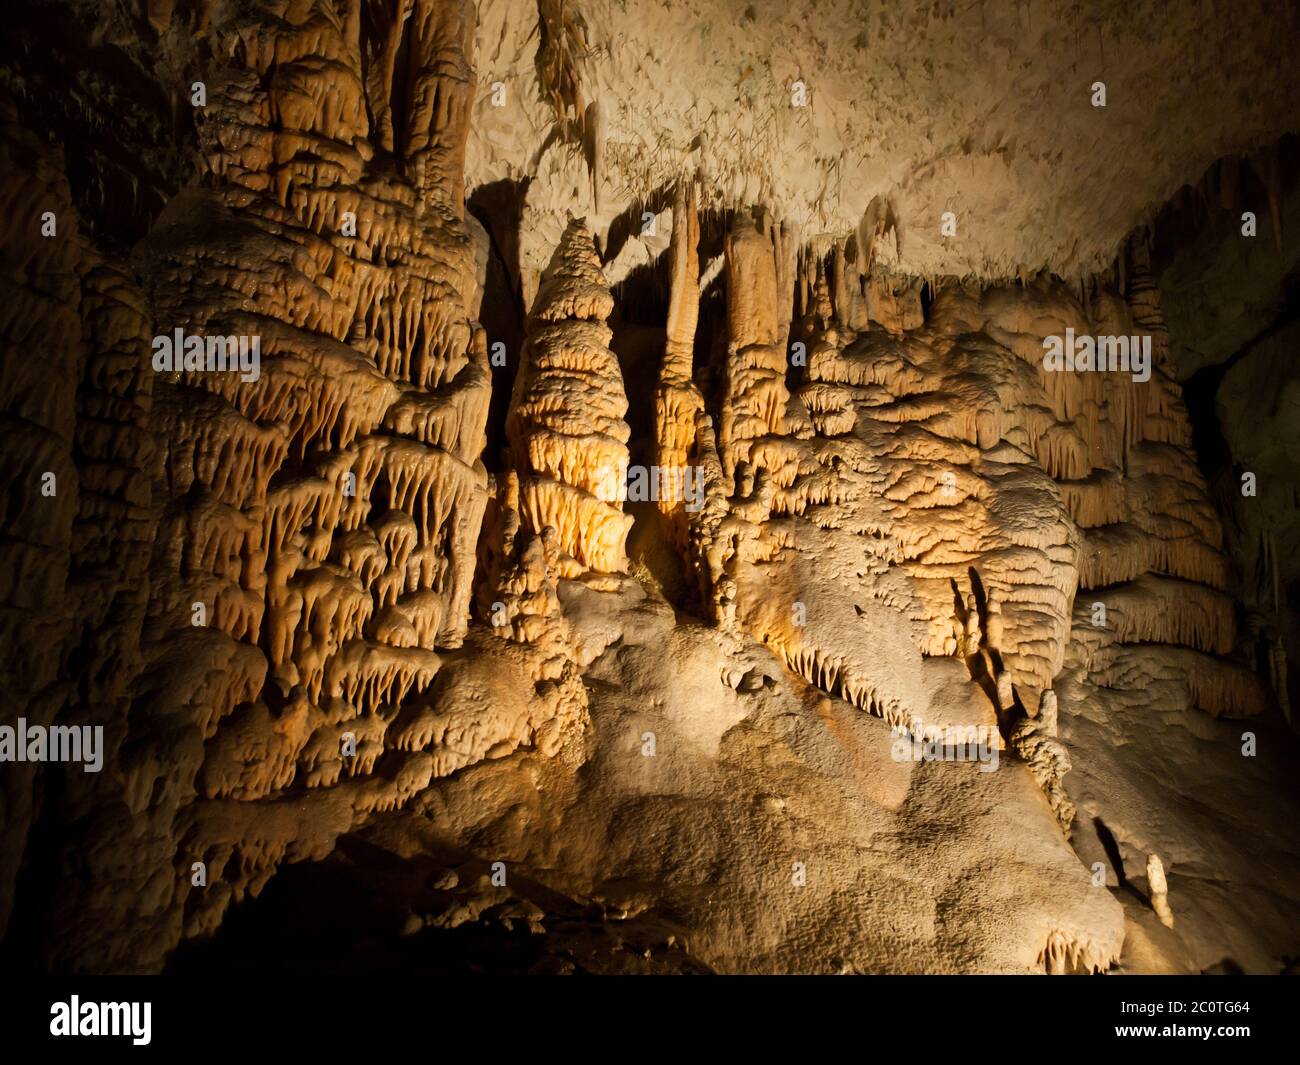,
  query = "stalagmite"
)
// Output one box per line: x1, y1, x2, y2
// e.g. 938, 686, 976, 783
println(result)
1147, 854, 1175, 929
996, 670, 1016, 711
508, 218, 633, 577
1038, 690, 1059, 735
1010, 713, 1076, 834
